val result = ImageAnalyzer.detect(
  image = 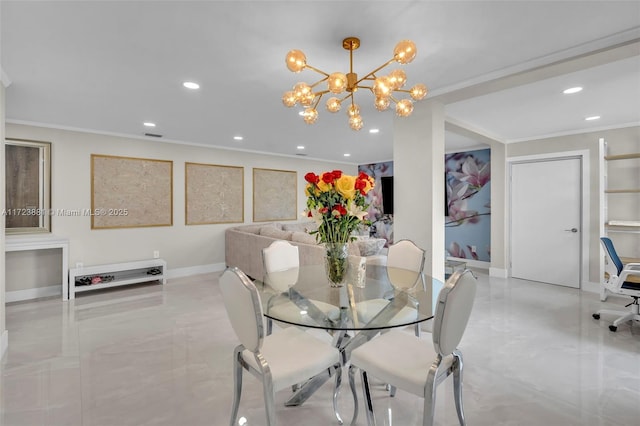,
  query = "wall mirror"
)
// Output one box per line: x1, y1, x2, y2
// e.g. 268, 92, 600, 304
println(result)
5, 138, 52, 234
